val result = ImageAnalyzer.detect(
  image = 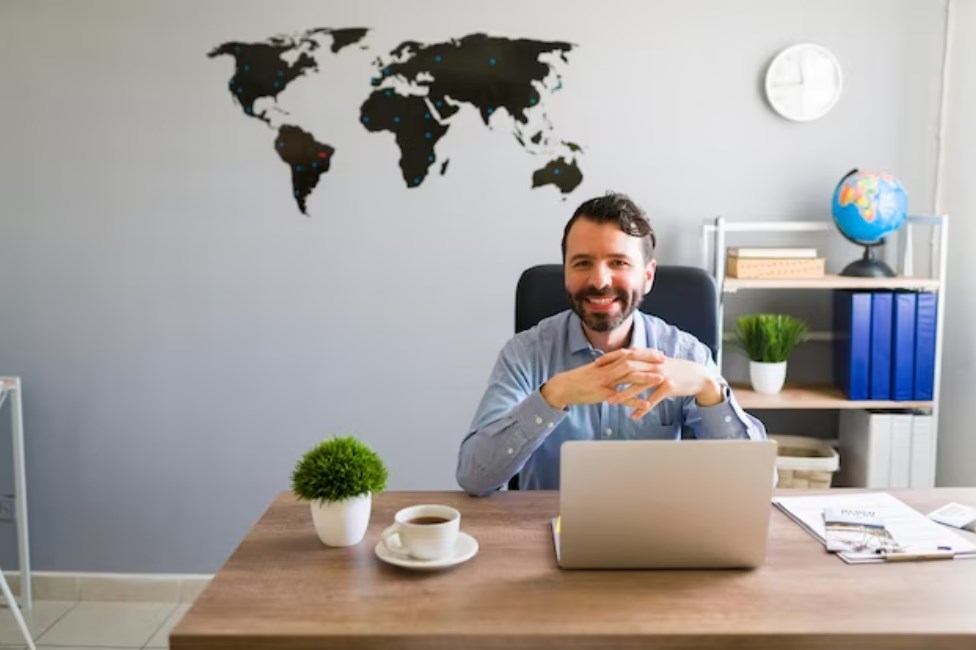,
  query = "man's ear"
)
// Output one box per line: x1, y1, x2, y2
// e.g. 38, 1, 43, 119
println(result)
642, 259, 657, 296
